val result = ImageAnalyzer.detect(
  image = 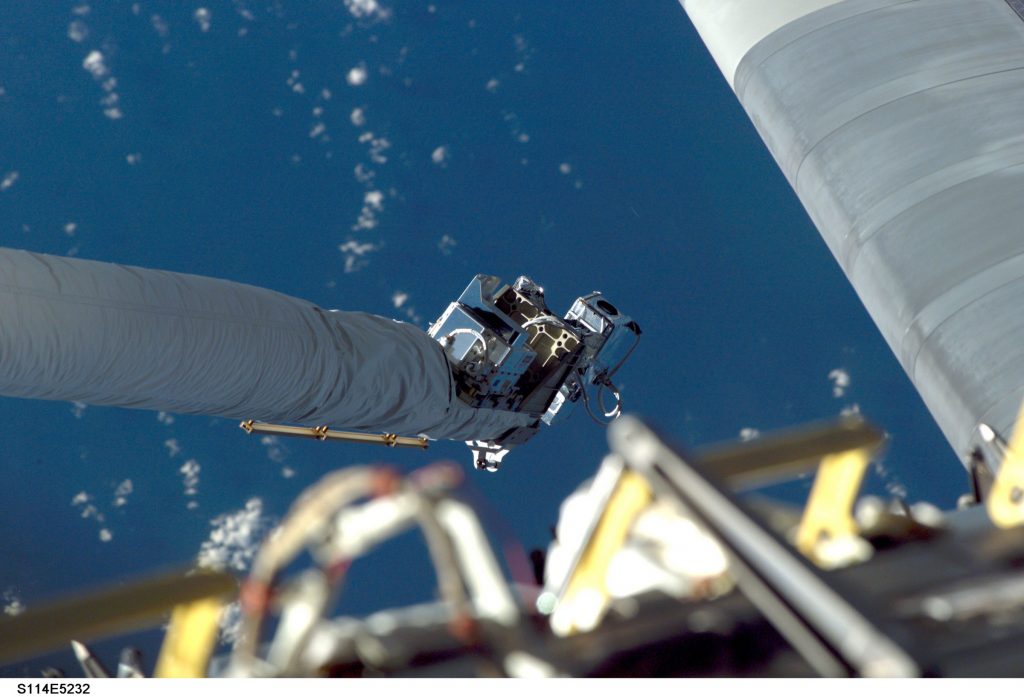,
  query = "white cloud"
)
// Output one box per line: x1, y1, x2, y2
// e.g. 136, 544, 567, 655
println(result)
194, 8, 212, 33
151, 14, 169, 39
73, 490, 115, 540
217, 603, 244, 646
351, 190, 385, 232
101, 101, 122, 120
739, 427, 760, 442
2, 589, 24, 616
197, 498, 274, 647
350, 107, 366, 127
260, 435, 286, 464
287, 69, 305, 94
234, 1, 254, 21
872, 460, 907, 499
82, 51, 108, 79
157, 411, 175, 425
431, 145, 449, 166
559, 162, 572, 175
358, 132, 390, 164
353, 163, 374, 184
339, 238, 379, 272
72, 491, 105, 523
390, 291, 420, 324
485, 78, 499, 93
1, 171, 19, 191
180, 459, 200, 497
68, 20, 89, 43
164, 438, 181, 458
828, 368, 850, 398
346, 64, 368, 86
197, 498, 270, 573
309, 122, 326, 139
113, 479, 133, 508
343, 0, 391, 21
82, 51, 124, 119
840, 403, 860, 417
70, 401, 87, 419
438, 234, 457, 256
